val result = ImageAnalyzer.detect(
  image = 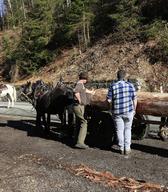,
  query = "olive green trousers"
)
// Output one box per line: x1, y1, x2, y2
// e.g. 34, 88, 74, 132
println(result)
73, 104, 87, 145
